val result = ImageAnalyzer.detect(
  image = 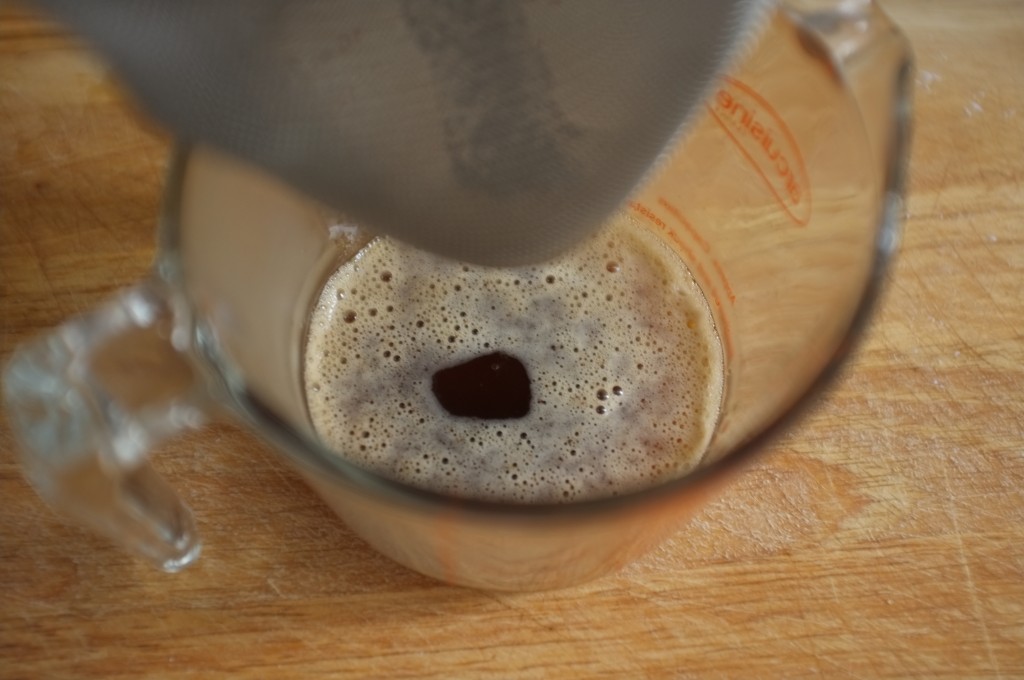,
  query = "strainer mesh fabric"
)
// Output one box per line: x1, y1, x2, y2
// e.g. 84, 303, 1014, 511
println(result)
37, 0, 772, 264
